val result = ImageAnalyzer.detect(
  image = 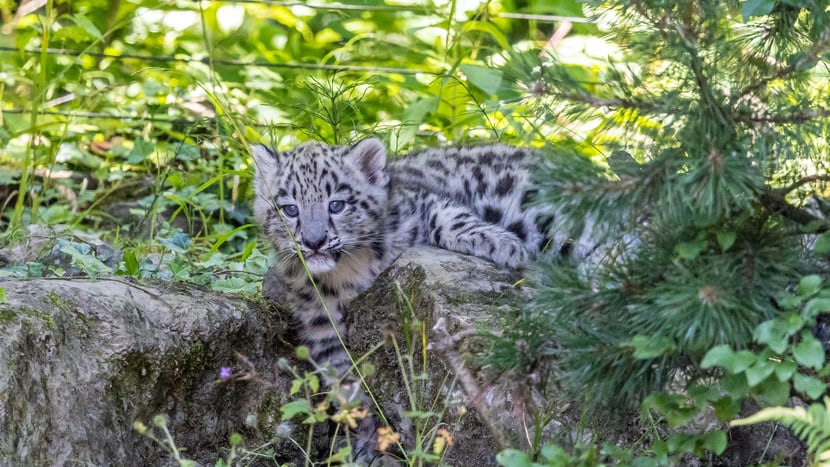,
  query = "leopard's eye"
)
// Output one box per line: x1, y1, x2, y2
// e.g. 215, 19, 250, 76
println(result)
280, 204, 299, 218
328, 200, 345, 214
